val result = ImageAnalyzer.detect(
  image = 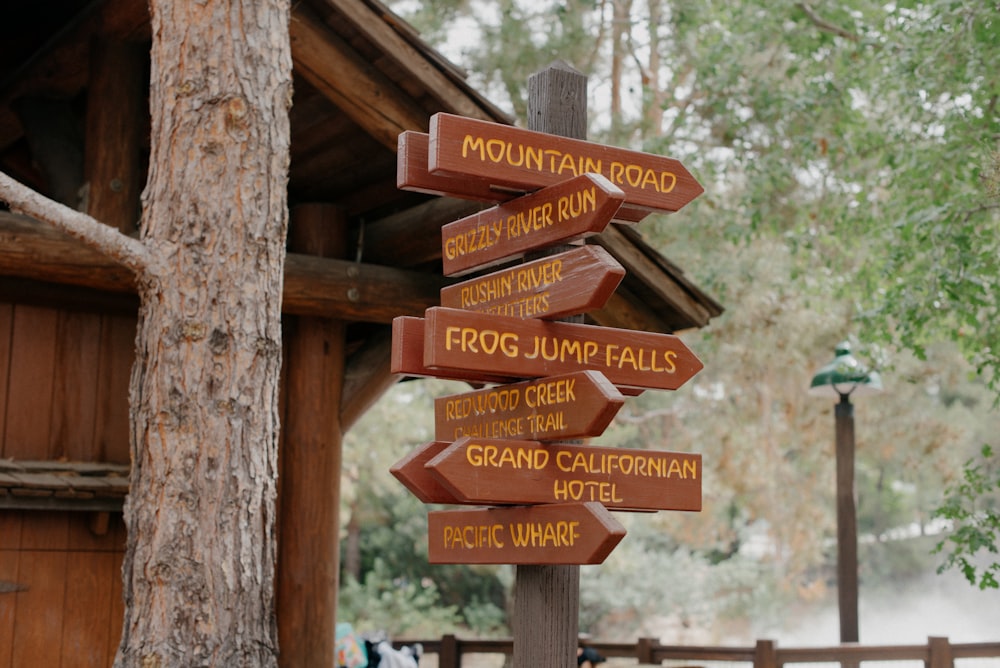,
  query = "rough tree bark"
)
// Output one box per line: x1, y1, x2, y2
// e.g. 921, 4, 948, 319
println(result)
0, 0, 293, 666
